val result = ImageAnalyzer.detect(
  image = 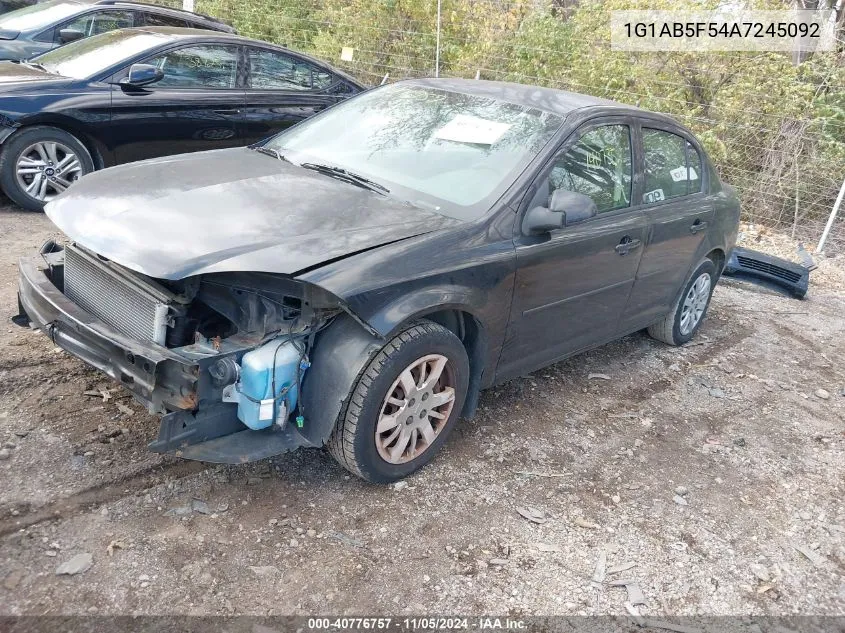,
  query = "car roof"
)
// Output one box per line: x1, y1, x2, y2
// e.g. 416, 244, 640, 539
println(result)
403, 78, 681, 126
